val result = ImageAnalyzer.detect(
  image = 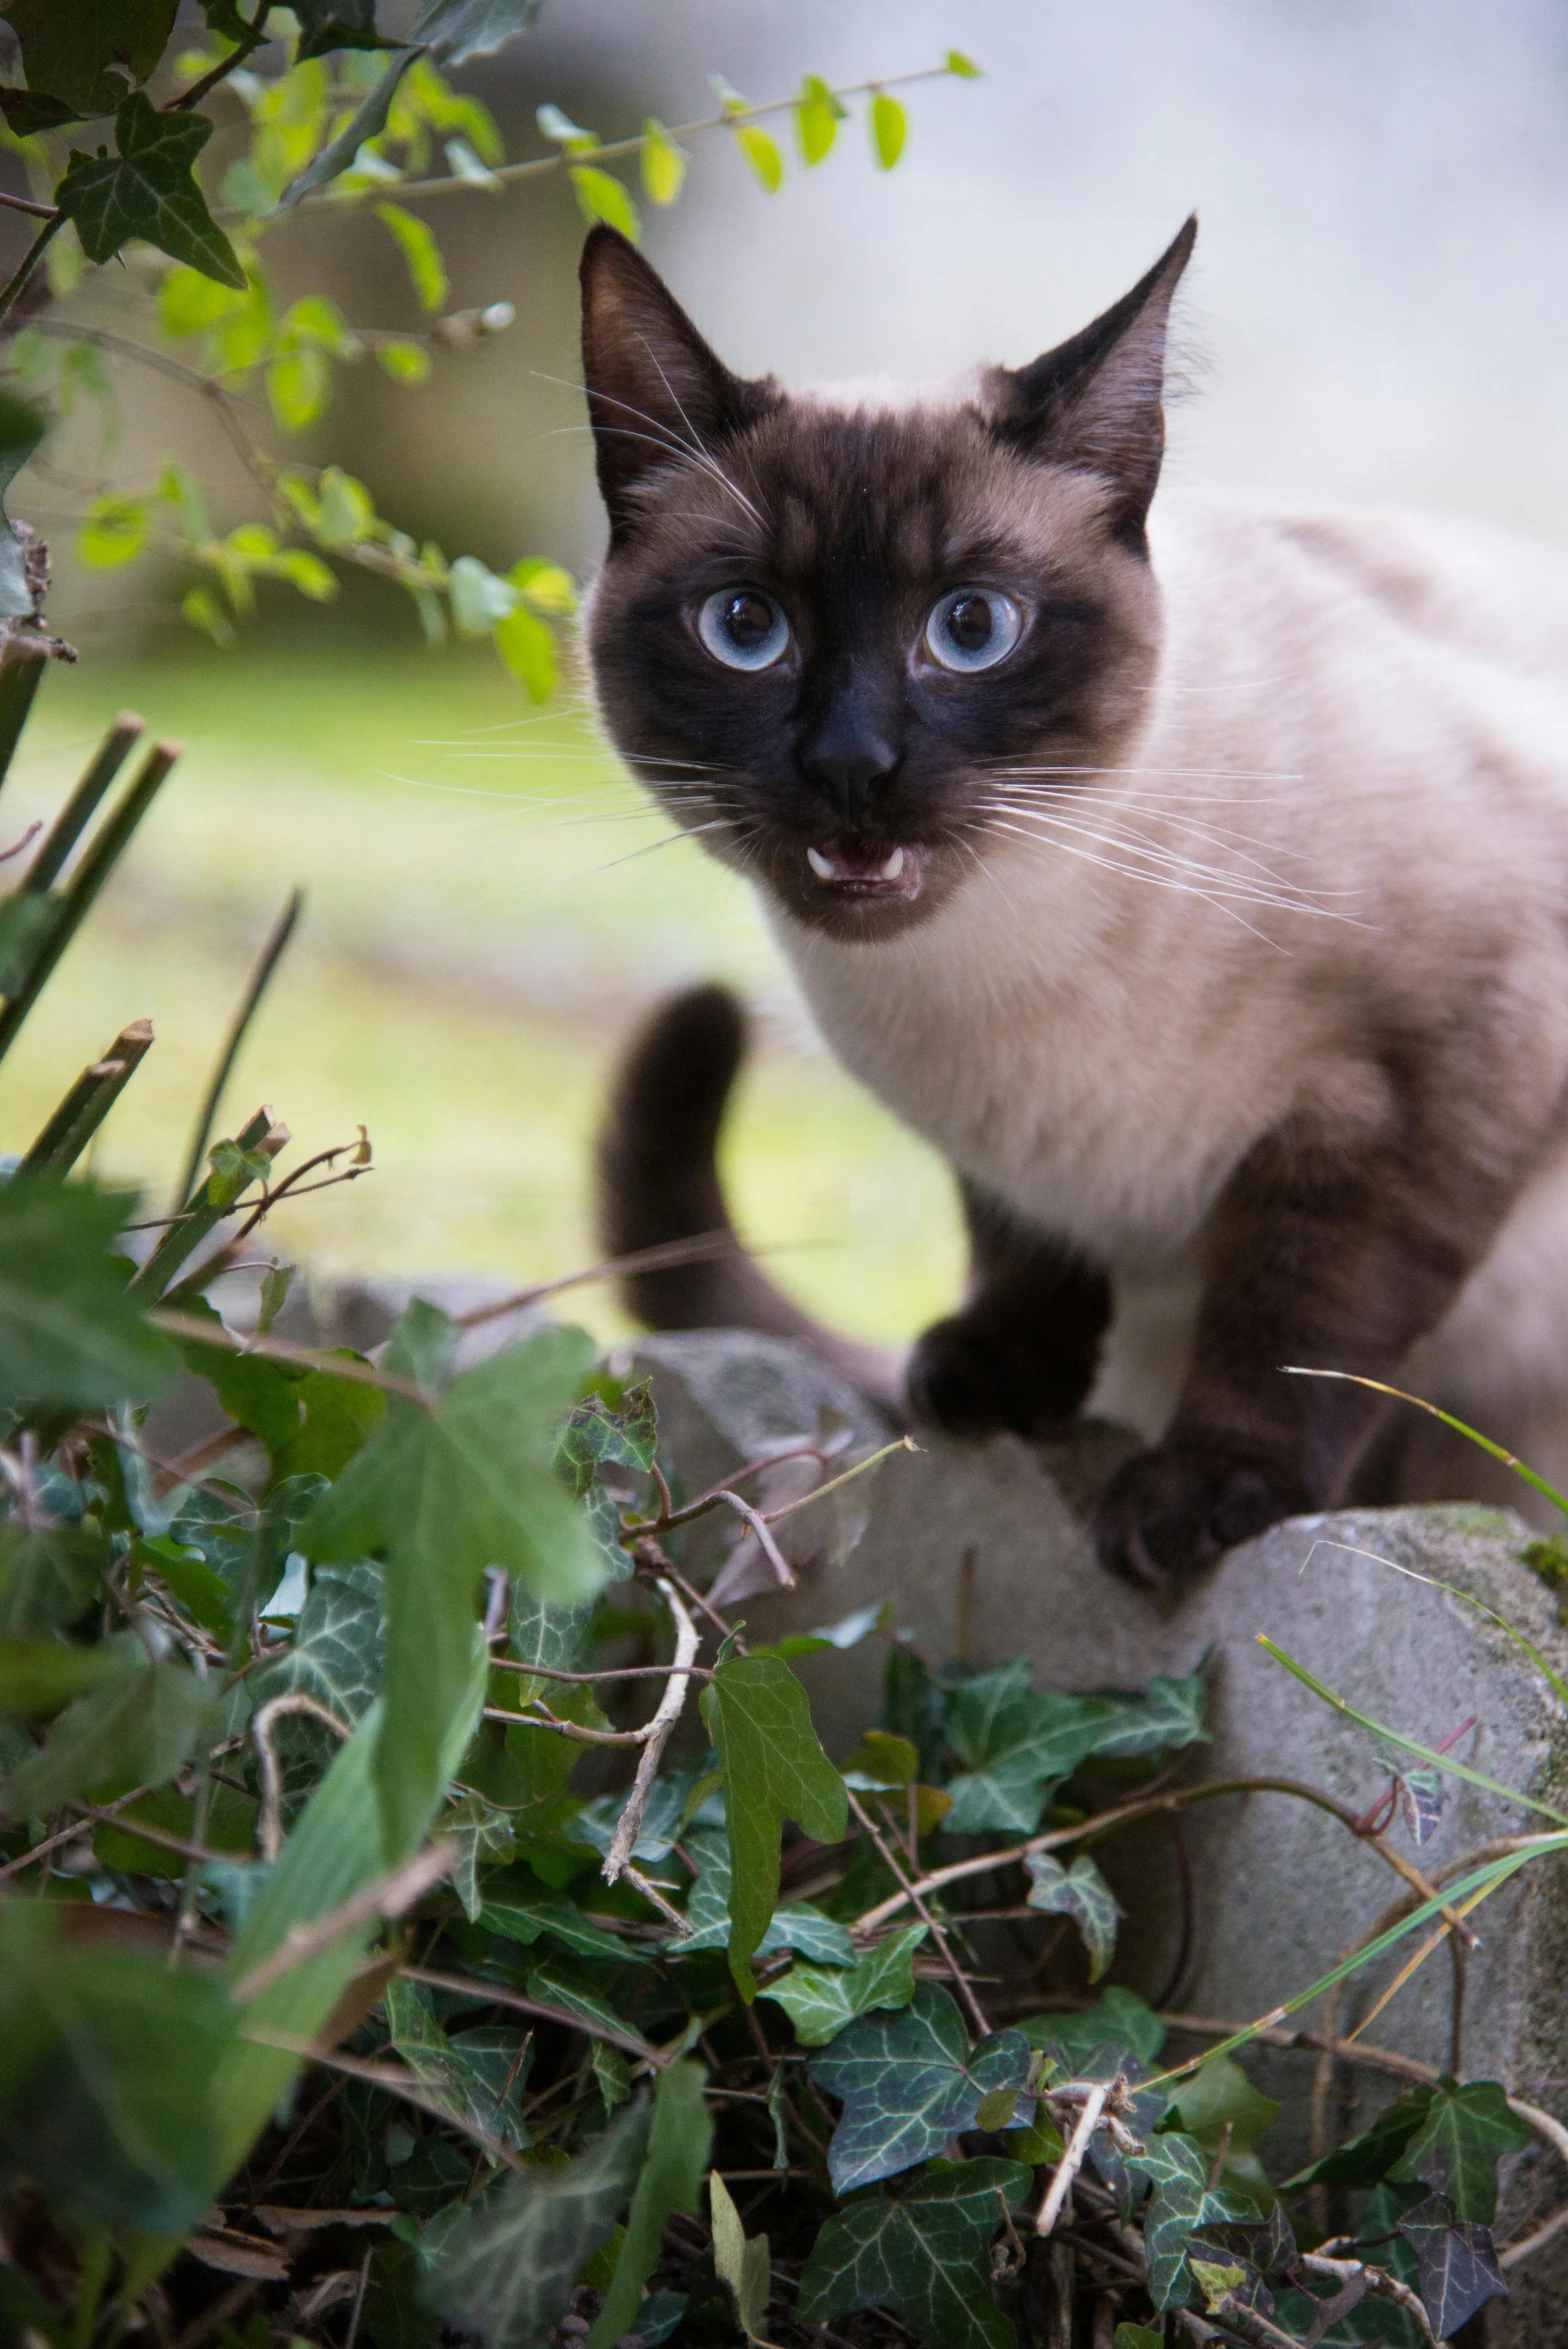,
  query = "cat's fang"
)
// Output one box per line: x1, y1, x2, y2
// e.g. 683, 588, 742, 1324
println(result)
880, 847, 905, 880
806, 846, 839, 880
